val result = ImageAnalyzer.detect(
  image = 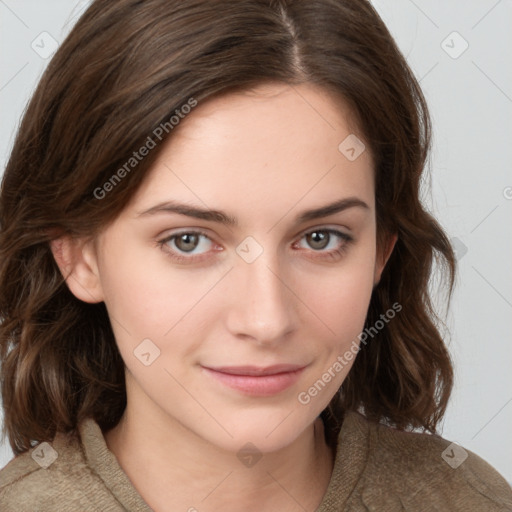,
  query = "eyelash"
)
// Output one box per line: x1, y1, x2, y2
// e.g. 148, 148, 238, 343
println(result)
156, 228, 354, 264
